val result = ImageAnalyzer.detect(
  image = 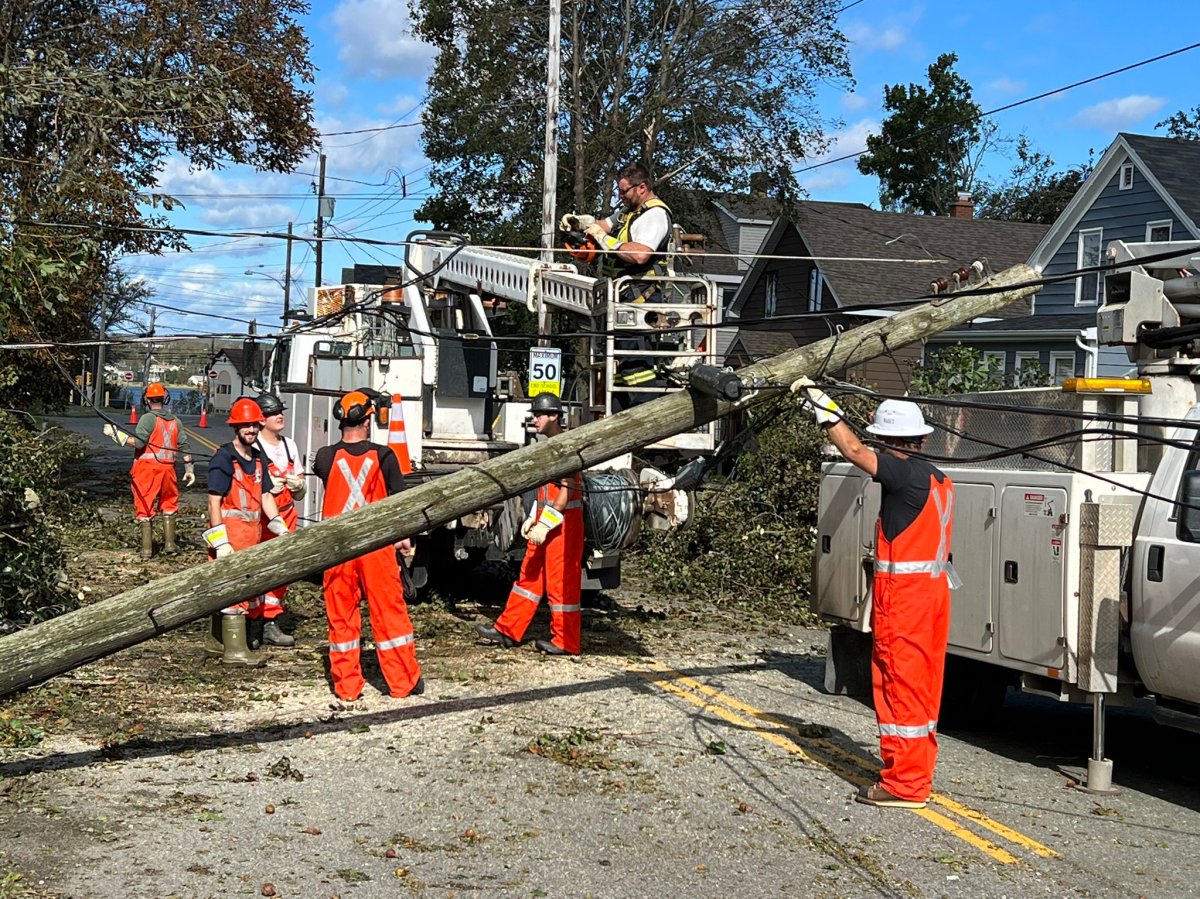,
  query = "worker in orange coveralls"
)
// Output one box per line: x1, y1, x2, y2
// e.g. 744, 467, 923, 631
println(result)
313, 389, 423, 701
202, 397, 290, 667
476, 392, 584, 656
103, 382, 194, 560
793, 378, 958, 809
